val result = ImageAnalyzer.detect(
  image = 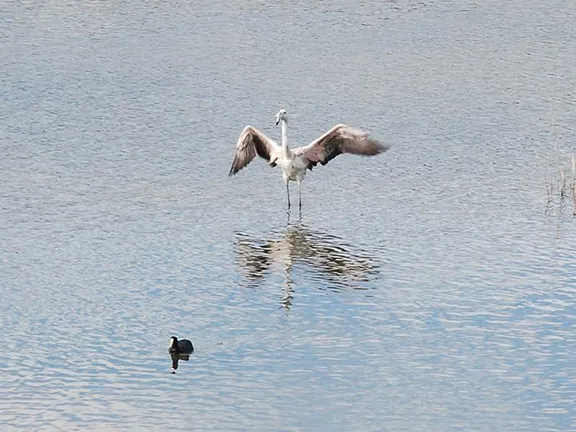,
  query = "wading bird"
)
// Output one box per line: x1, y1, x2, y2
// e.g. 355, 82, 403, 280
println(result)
228, 109, 390, 211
